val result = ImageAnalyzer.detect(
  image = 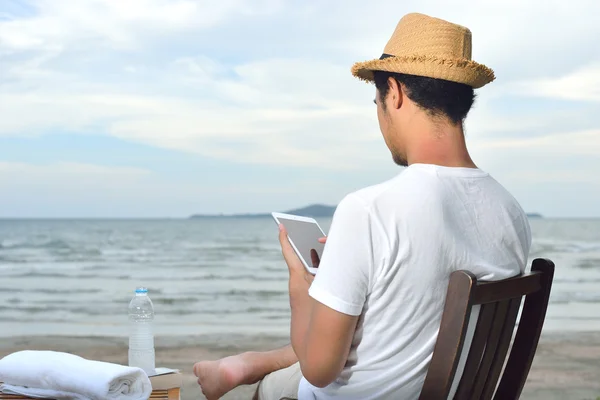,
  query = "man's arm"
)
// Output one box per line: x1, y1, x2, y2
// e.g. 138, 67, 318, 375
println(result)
279, 226, 360, 388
